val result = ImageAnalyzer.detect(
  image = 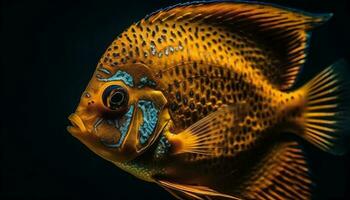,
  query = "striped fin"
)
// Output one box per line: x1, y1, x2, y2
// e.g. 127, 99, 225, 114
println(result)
300, 60, 350, 155
156, 179, 242, 200
240, 141, 312, 200
145, 1, 332, 90
166, 104, 249, 156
